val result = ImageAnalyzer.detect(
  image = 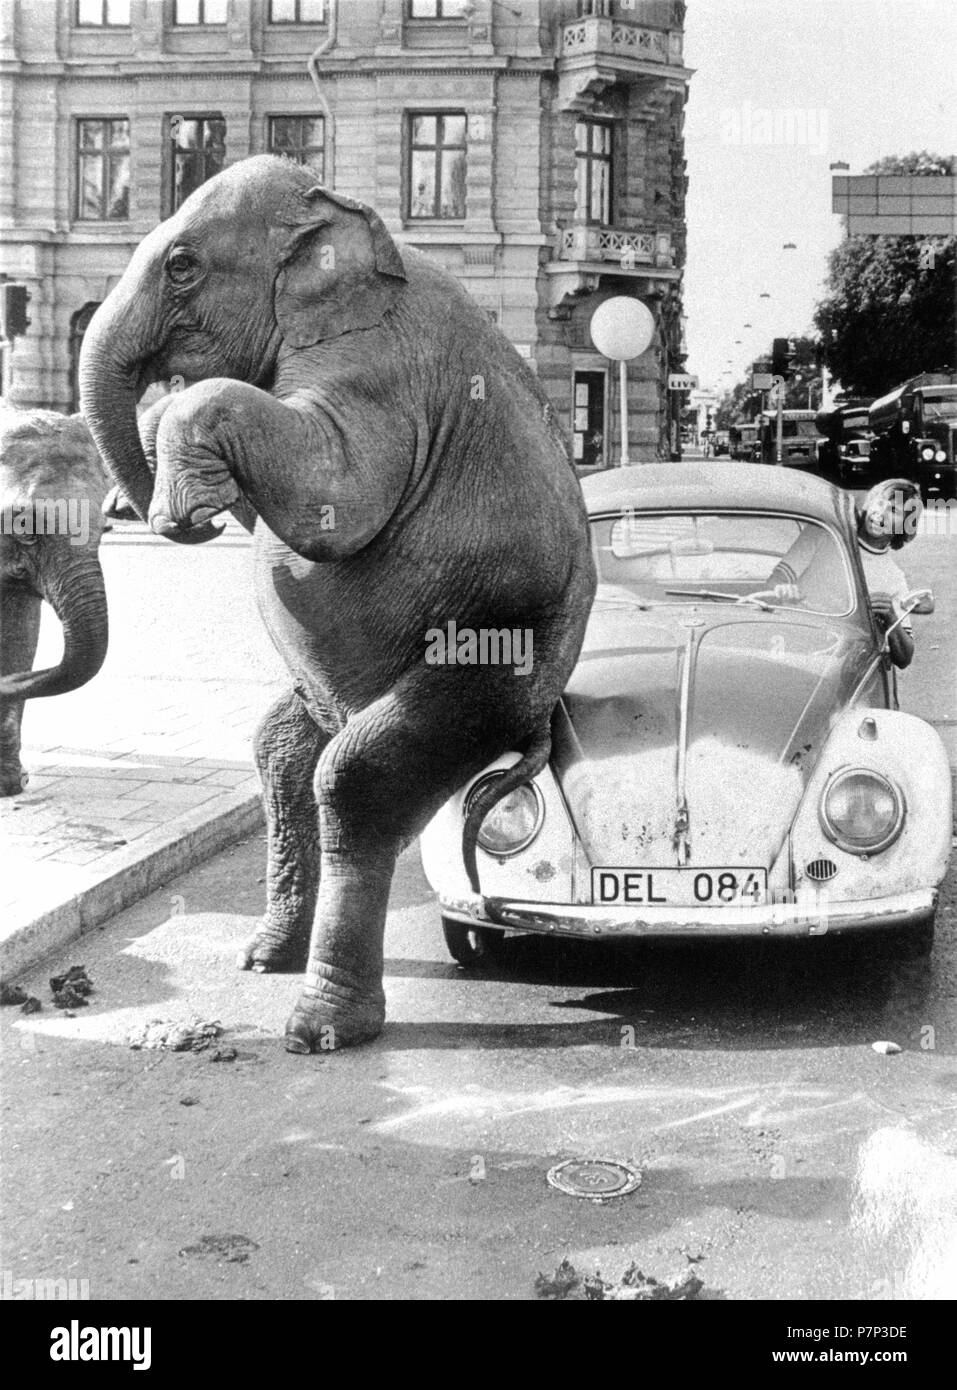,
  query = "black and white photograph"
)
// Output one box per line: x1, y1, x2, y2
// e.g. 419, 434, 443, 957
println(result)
1, 0, 955, 1341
